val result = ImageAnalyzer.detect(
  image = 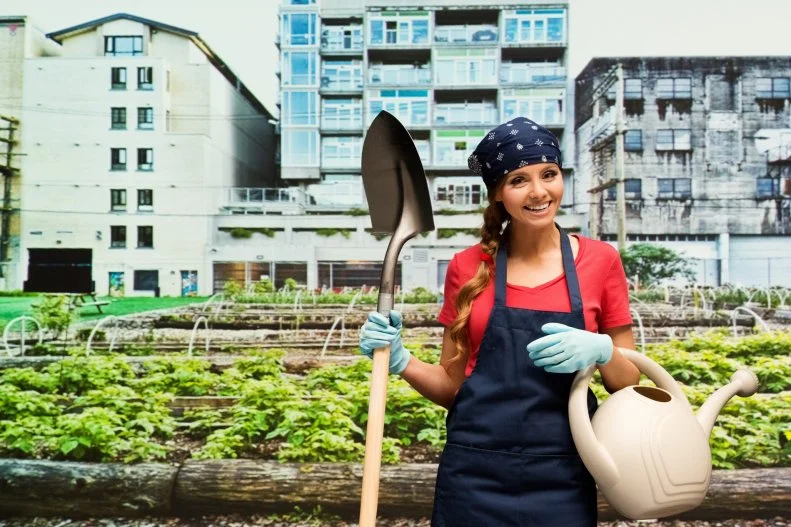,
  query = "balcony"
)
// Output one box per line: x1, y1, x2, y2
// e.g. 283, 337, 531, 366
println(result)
500, 64, 565, 85
433, 148, 473, 168
320, 76, 363, 94
368, 65, 431, 86
225, 187, 308, 215
320, 27, 363, 55
306, 181, 366, 209
320, 116, 363, 133
434, 25, 498, 45
584, 106, 616, 150
434, 104, 498, 126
